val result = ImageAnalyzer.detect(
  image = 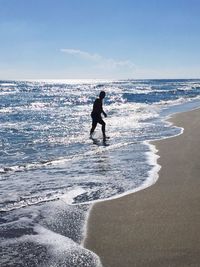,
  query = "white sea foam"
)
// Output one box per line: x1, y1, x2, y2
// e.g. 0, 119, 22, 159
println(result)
0, 91, 17, 95
60, 188, 86, 204
0, 188, 85, 212
29, 102, 48, 110
0, 107, 13, 113
1, 224, 103, 267
144, 141, 161, 186
158, 97, 187, 106
0, 83, 16, 87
